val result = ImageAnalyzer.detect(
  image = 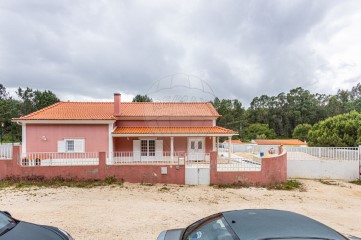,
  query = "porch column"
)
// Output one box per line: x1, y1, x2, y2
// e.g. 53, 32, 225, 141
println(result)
170, 137, 174, 160
212, 136, 216, 151
22, 123, 26, 155
108, 123, 113, 163
228, 136, 232, 162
